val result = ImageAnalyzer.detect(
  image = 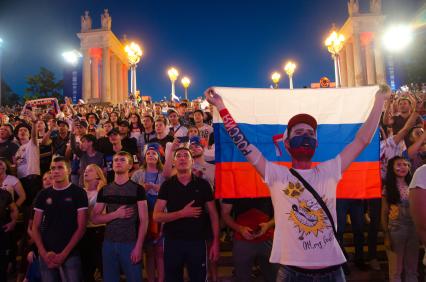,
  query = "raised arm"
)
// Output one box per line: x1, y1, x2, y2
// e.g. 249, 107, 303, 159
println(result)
205, 88, 267, 179
340, 85, 391, 173
392, 111, 420, 145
